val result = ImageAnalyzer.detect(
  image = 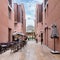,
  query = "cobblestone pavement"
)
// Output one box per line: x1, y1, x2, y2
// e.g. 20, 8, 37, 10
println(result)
0, 40, 60, 60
